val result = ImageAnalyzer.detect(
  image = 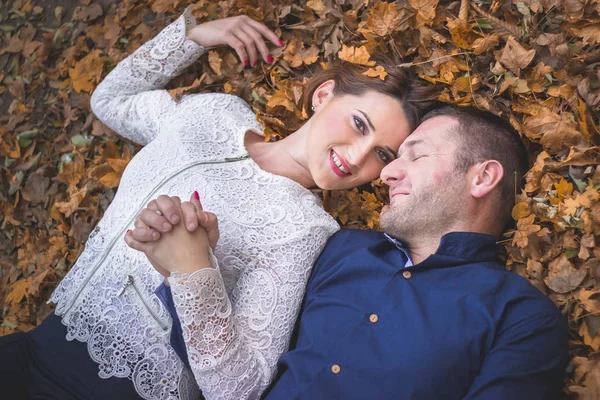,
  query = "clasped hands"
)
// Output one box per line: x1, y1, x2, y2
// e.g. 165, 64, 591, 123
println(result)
124, 193, 219, 277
